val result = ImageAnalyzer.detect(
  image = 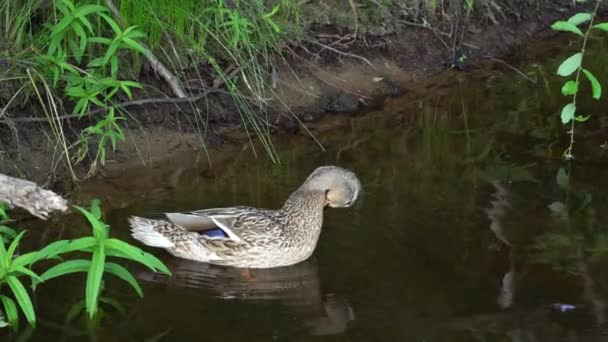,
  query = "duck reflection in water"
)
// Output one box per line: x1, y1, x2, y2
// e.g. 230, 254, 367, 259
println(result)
136, 258, 355, 336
